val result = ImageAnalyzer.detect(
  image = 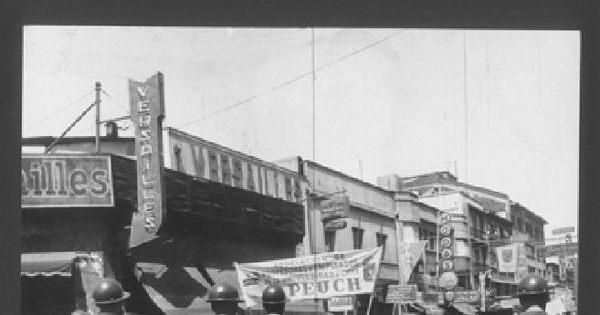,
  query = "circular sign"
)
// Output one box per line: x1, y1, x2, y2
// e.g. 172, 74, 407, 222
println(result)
441, 248, 453, 260
439, 225, 452, 236
439, 272, 458, 290
440, 236, 452, 247
442, 260, 454, 271
440, 213, 451, 224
